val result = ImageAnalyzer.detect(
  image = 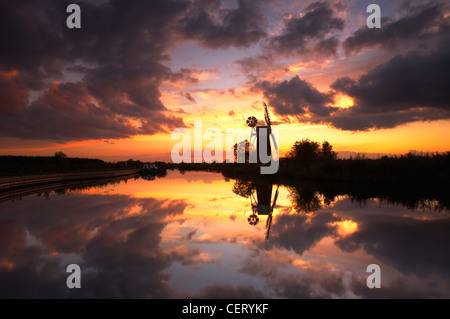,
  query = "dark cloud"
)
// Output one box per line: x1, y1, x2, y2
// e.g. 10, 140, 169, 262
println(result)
269, 2, 344, 56
329, 41, 450, 130
184, 229, 198, 241
257, 75, 337, 118
0, 0, 191, 141
235, 2, 345, 81
0, 82, 147, 141
178, 0, 267, 49
235, 54, 274, 82
258, 37, 450, 131
343, 1, 449, 54
184, 92, 197, 103
0, 71, 30, 116
170, 68, 200, 85
328, 107, 448, 131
